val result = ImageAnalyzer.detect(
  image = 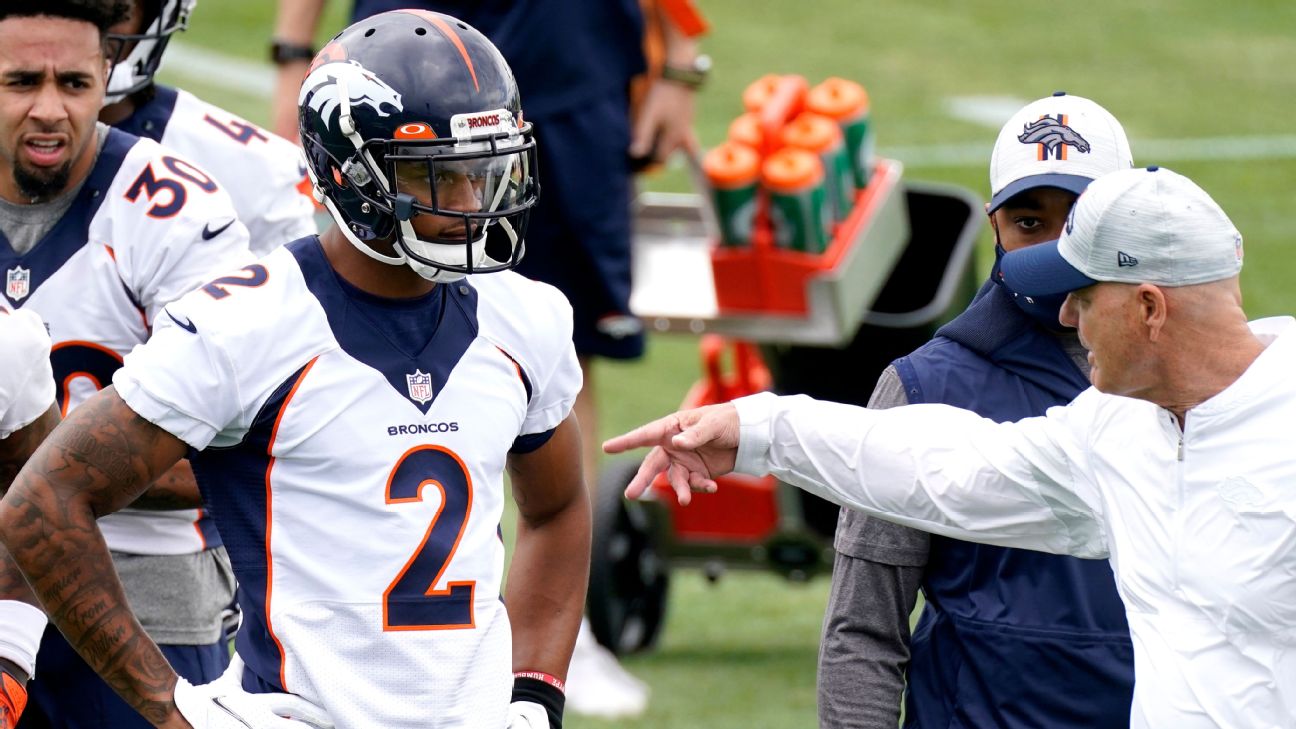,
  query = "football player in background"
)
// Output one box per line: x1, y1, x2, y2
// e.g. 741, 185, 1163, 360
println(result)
0, 1, 253, 726
101, 0, 316, 255
2, 10, 588, 729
